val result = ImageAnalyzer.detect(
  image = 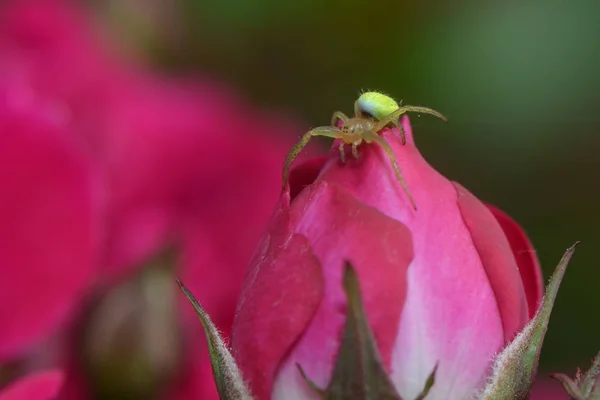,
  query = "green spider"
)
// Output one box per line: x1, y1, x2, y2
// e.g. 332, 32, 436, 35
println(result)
282, 91, 447, 210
